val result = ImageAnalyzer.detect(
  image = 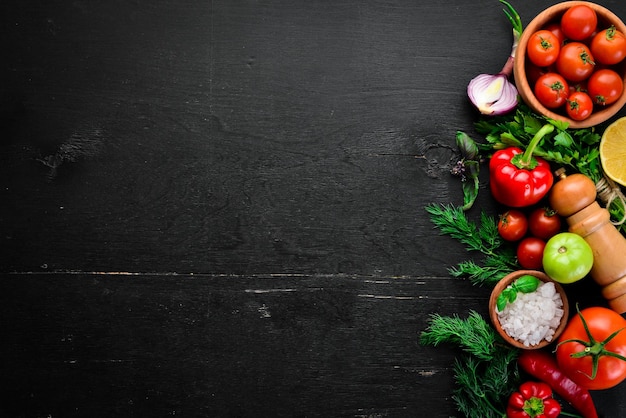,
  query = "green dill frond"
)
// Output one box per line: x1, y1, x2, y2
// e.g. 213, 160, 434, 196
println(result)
479, 211, 502, 252
449, 259, 513, 286
419, 310, 497, 361
425, 203, 500, 255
